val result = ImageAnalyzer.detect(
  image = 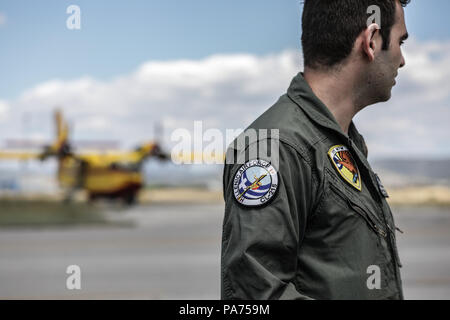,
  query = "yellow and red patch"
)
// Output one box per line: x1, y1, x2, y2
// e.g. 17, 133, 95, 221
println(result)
328, 145, 361, 191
